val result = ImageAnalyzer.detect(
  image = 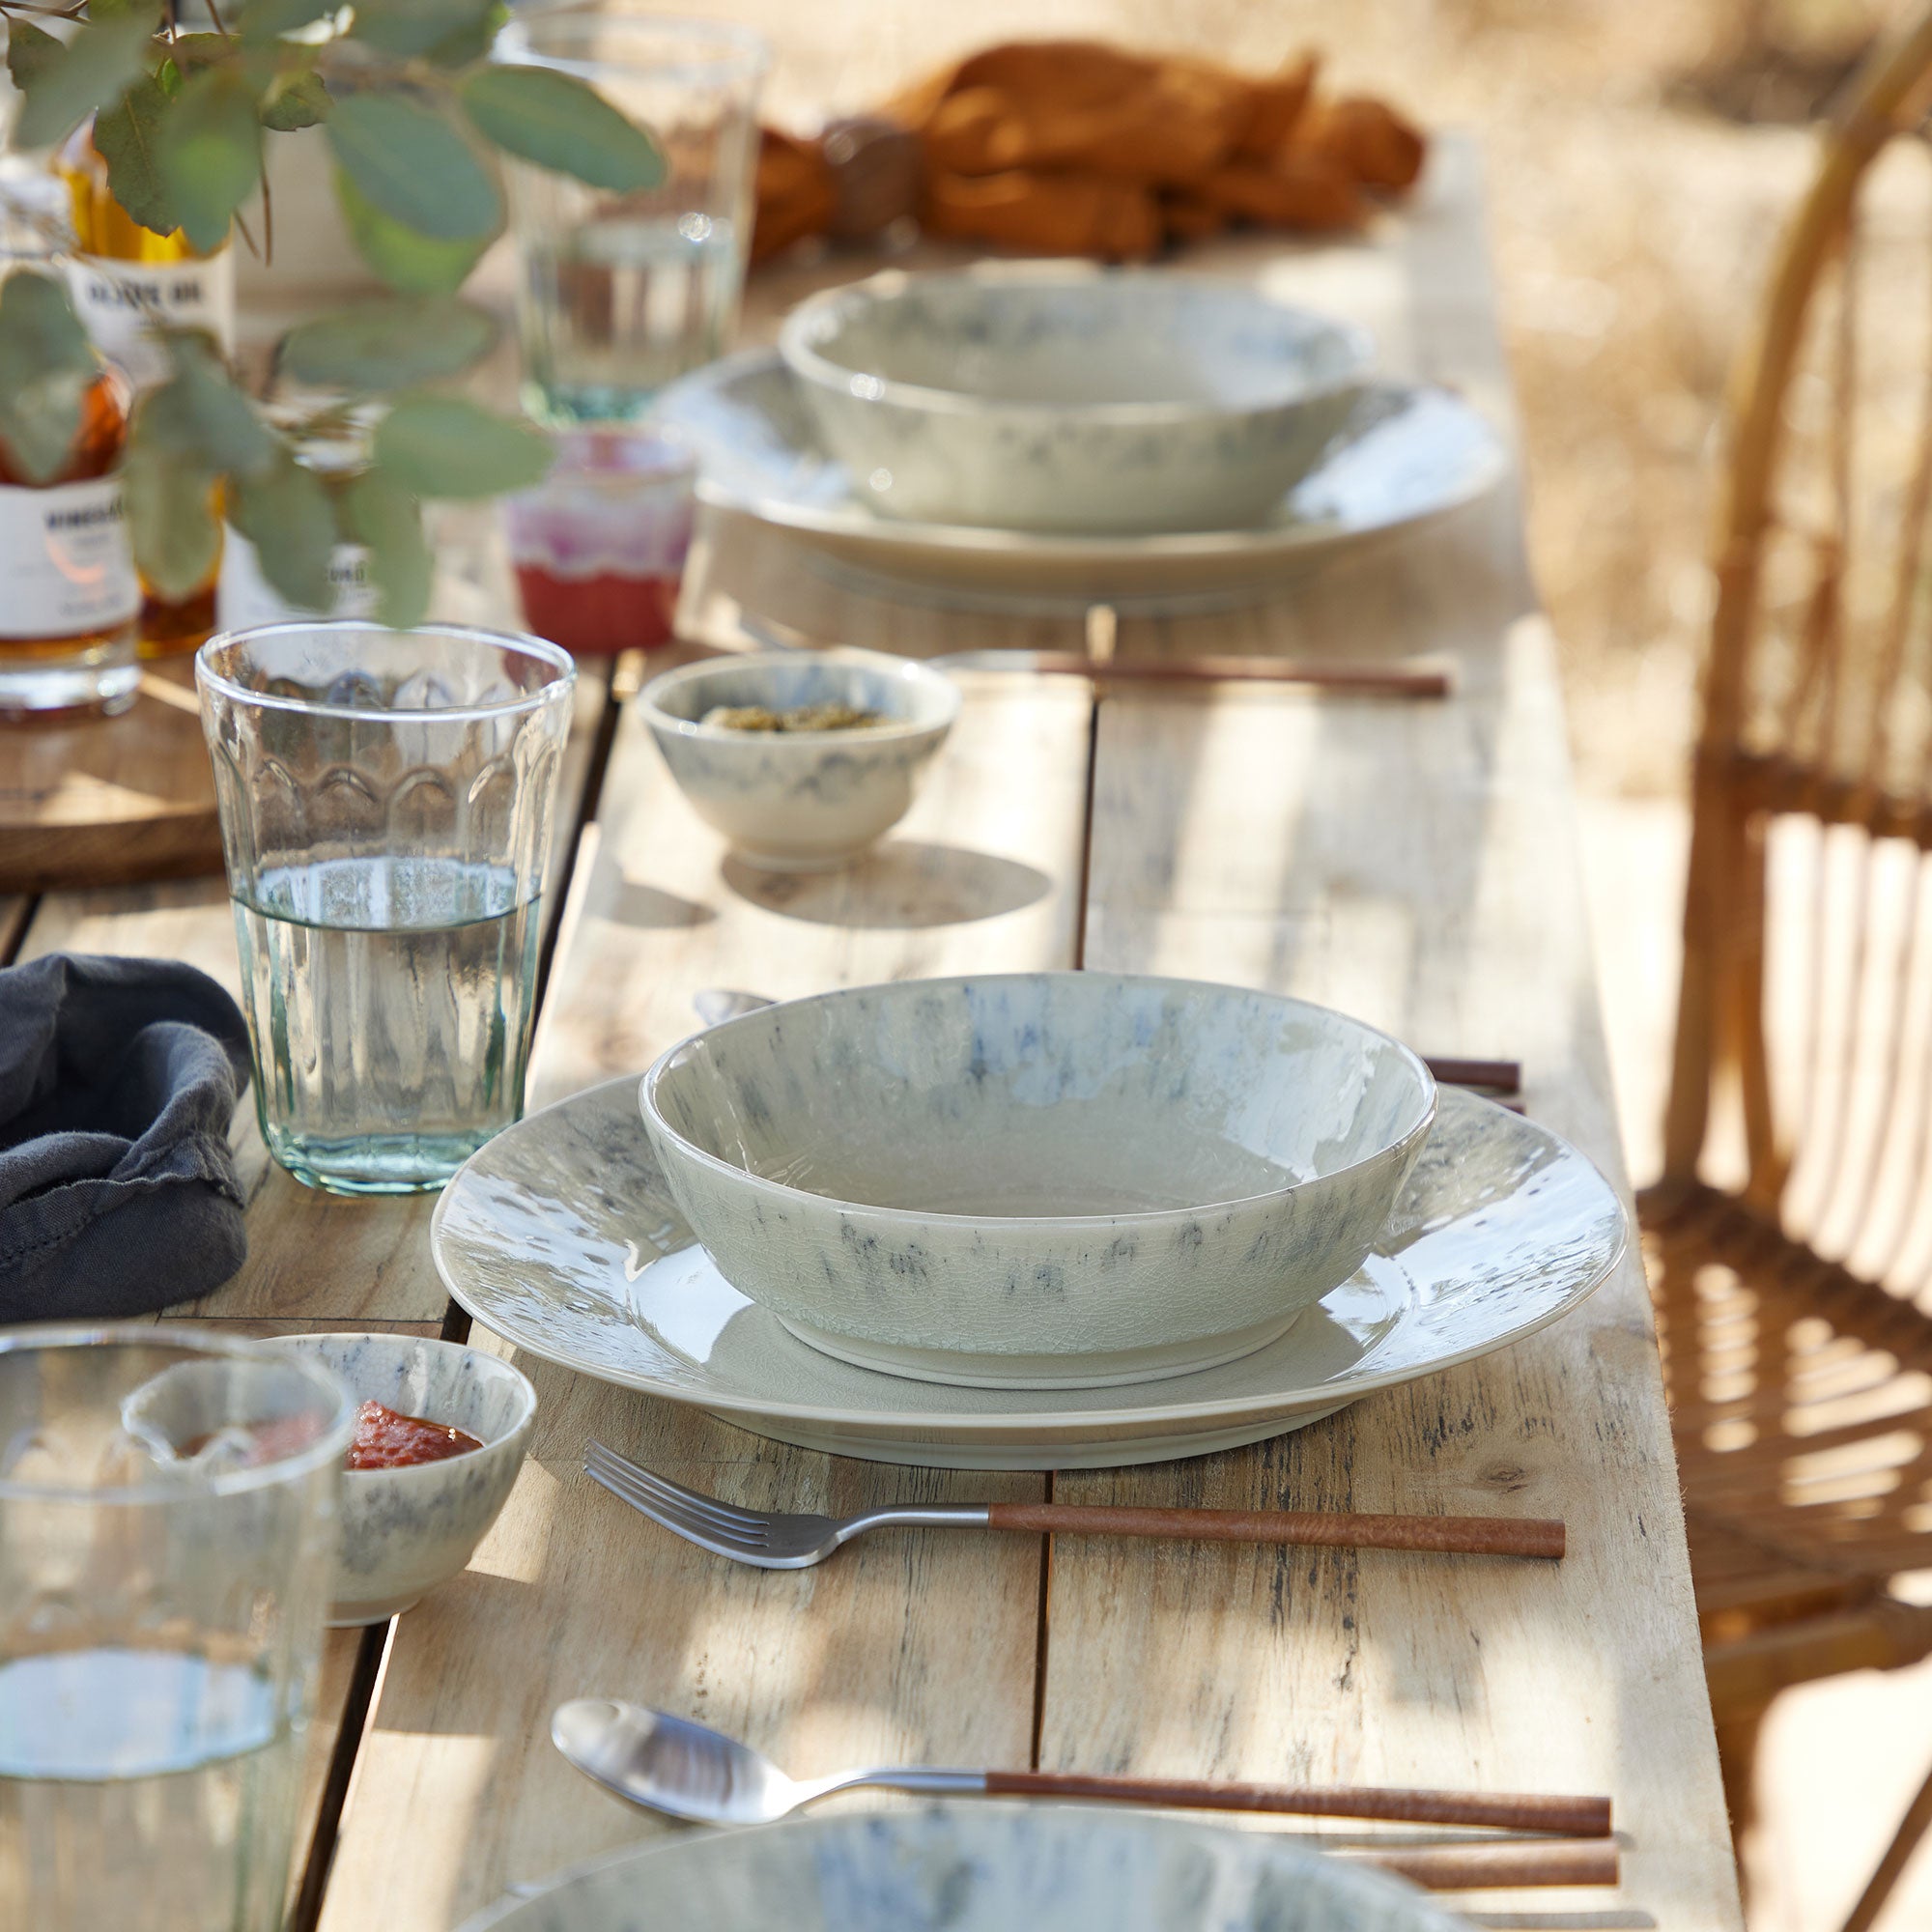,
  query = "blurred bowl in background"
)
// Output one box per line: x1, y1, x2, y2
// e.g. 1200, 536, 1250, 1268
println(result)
779, 265, 1372, 534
